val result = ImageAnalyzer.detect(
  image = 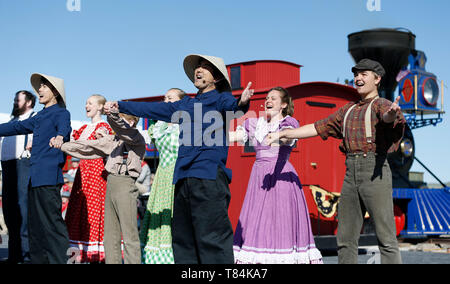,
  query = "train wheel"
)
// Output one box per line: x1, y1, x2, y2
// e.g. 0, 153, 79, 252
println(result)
393, 204, 405, 236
